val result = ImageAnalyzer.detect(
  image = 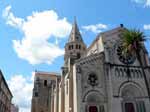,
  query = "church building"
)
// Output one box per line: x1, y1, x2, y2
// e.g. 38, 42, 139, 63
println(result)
31, 20, 150, 112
